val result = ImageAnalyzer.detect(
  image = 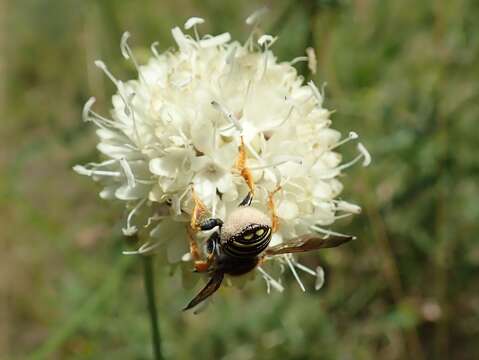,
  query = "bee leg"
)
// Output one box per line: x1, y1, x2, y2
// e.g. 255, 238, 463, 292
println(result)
238, 191, 253, 207
235, 136, 255, 195
190, 187, 208, 232
186, 225, 210, 273
205, 231, 221, 256
268, 186, 282, 232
